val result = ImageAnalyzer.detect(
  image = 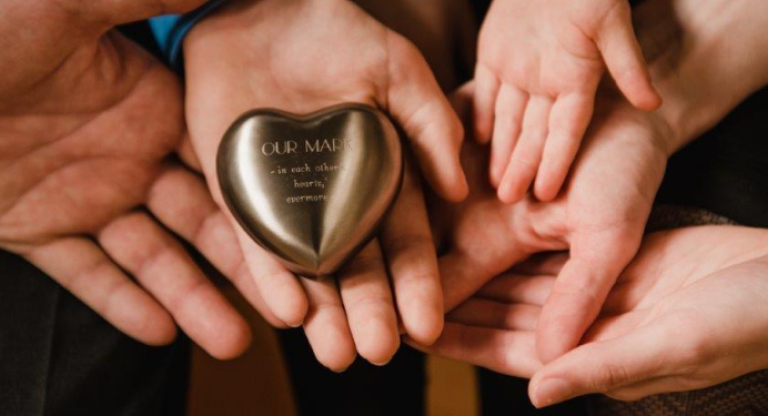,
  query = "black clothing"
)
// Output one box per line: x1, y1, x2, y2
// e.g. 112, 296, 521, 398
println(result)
658, 87, 768, 227
0, 250, 190, 416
